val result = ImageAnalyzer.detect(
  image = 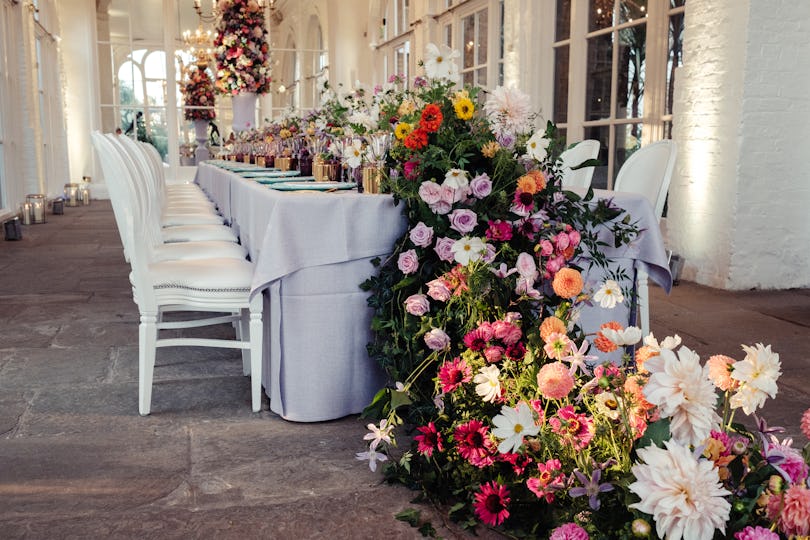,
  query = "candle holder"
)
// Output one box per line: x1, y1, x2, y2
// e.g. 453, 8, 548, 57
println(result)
26, 194, 46, 224
64, 183, 80, 207
80, 187, 91, 205
20, 203, 32, 225
4, 217, 22, 240
362, 165, 383, 194
52, 198, 65, 215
